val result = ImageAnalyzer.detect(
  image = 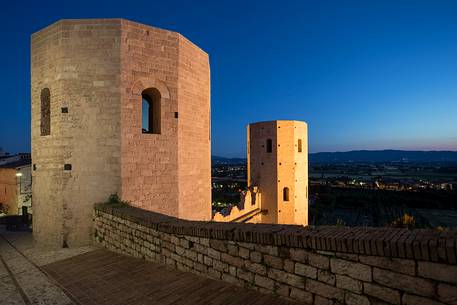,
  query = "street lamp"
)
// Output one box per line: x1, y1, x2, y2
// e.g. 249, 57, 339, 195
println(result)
16, 172, 23, 194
